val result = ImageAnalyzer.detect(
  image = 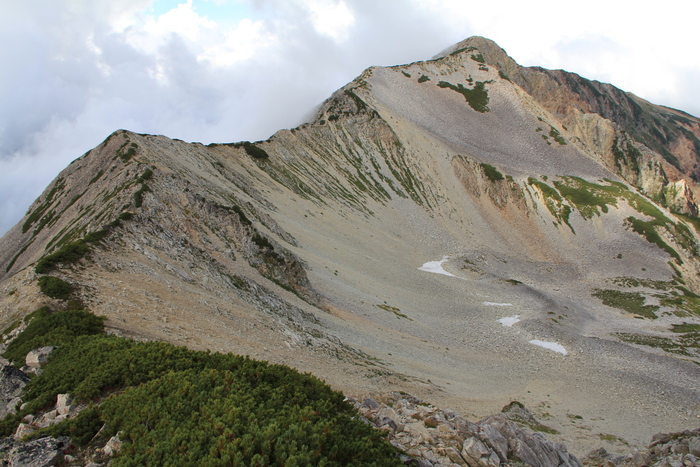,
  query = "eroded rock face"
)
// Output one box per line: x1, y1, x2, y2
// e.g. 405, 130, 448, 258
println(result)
2, 436, 71, 467
0, 366, 30, 419
353, 393, 581, 467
